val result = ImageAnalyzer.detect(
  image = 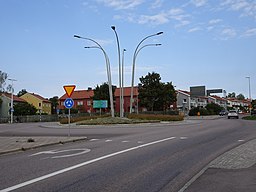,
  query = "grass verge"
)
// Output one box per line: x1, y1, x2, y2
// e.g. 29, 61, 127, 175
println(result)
242, 116, 256, 120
